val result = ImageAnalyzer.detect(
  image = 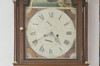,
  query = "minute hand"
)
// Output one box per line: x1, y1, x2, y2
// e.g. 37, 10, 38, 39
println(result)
37, 33, 50, 41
